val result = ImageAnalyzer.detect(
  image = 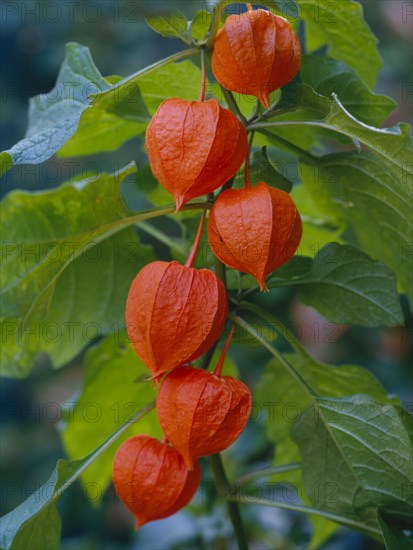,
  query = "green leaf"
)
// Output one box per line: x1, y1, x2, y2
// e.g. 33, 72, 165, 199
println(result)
377, 509, 413, 550
136, 59, 201, 114
135, 164, 173, 206
0, 153, 13, 176
1, 229, 154, 378
56, 78, 150, 157
254, 353, 389, 456
297, 0, 382, 88
1, 163, 132, 320
9, 506, 61, 550
145, 13, 191, 44
0, 43, 109, 175
300, 152, 413, 306
59, 59, 201, 157
62, 334, 162, 495
0, 162, 183, 323
190, 10, 213, 44
300, 55, 396, 126
0, 400, 155, 550
250, 146, 293, 192
291, 183, 344, 256
251, 84, 413, 177
274, 243, 403, 327
291, 395, 413, 515
234, 313, 392, 540
0, 319, 36, 379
